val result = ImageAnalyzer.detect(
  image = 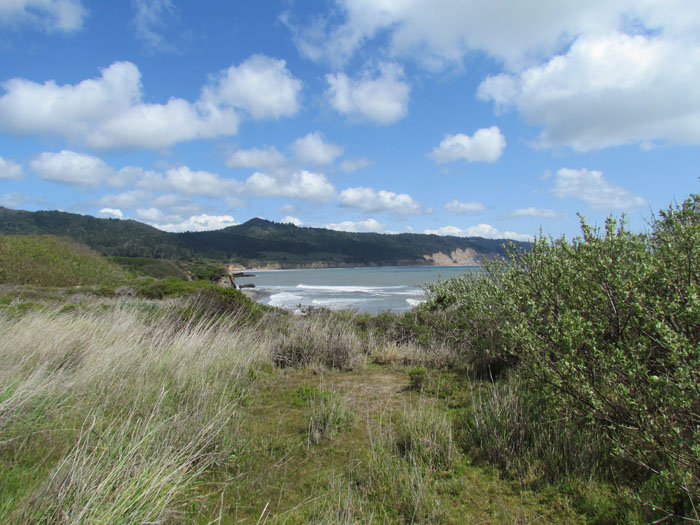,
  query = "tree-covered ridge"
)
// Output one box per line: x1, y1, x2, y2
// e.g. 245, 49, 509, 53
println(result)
0, 207, 528, 265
